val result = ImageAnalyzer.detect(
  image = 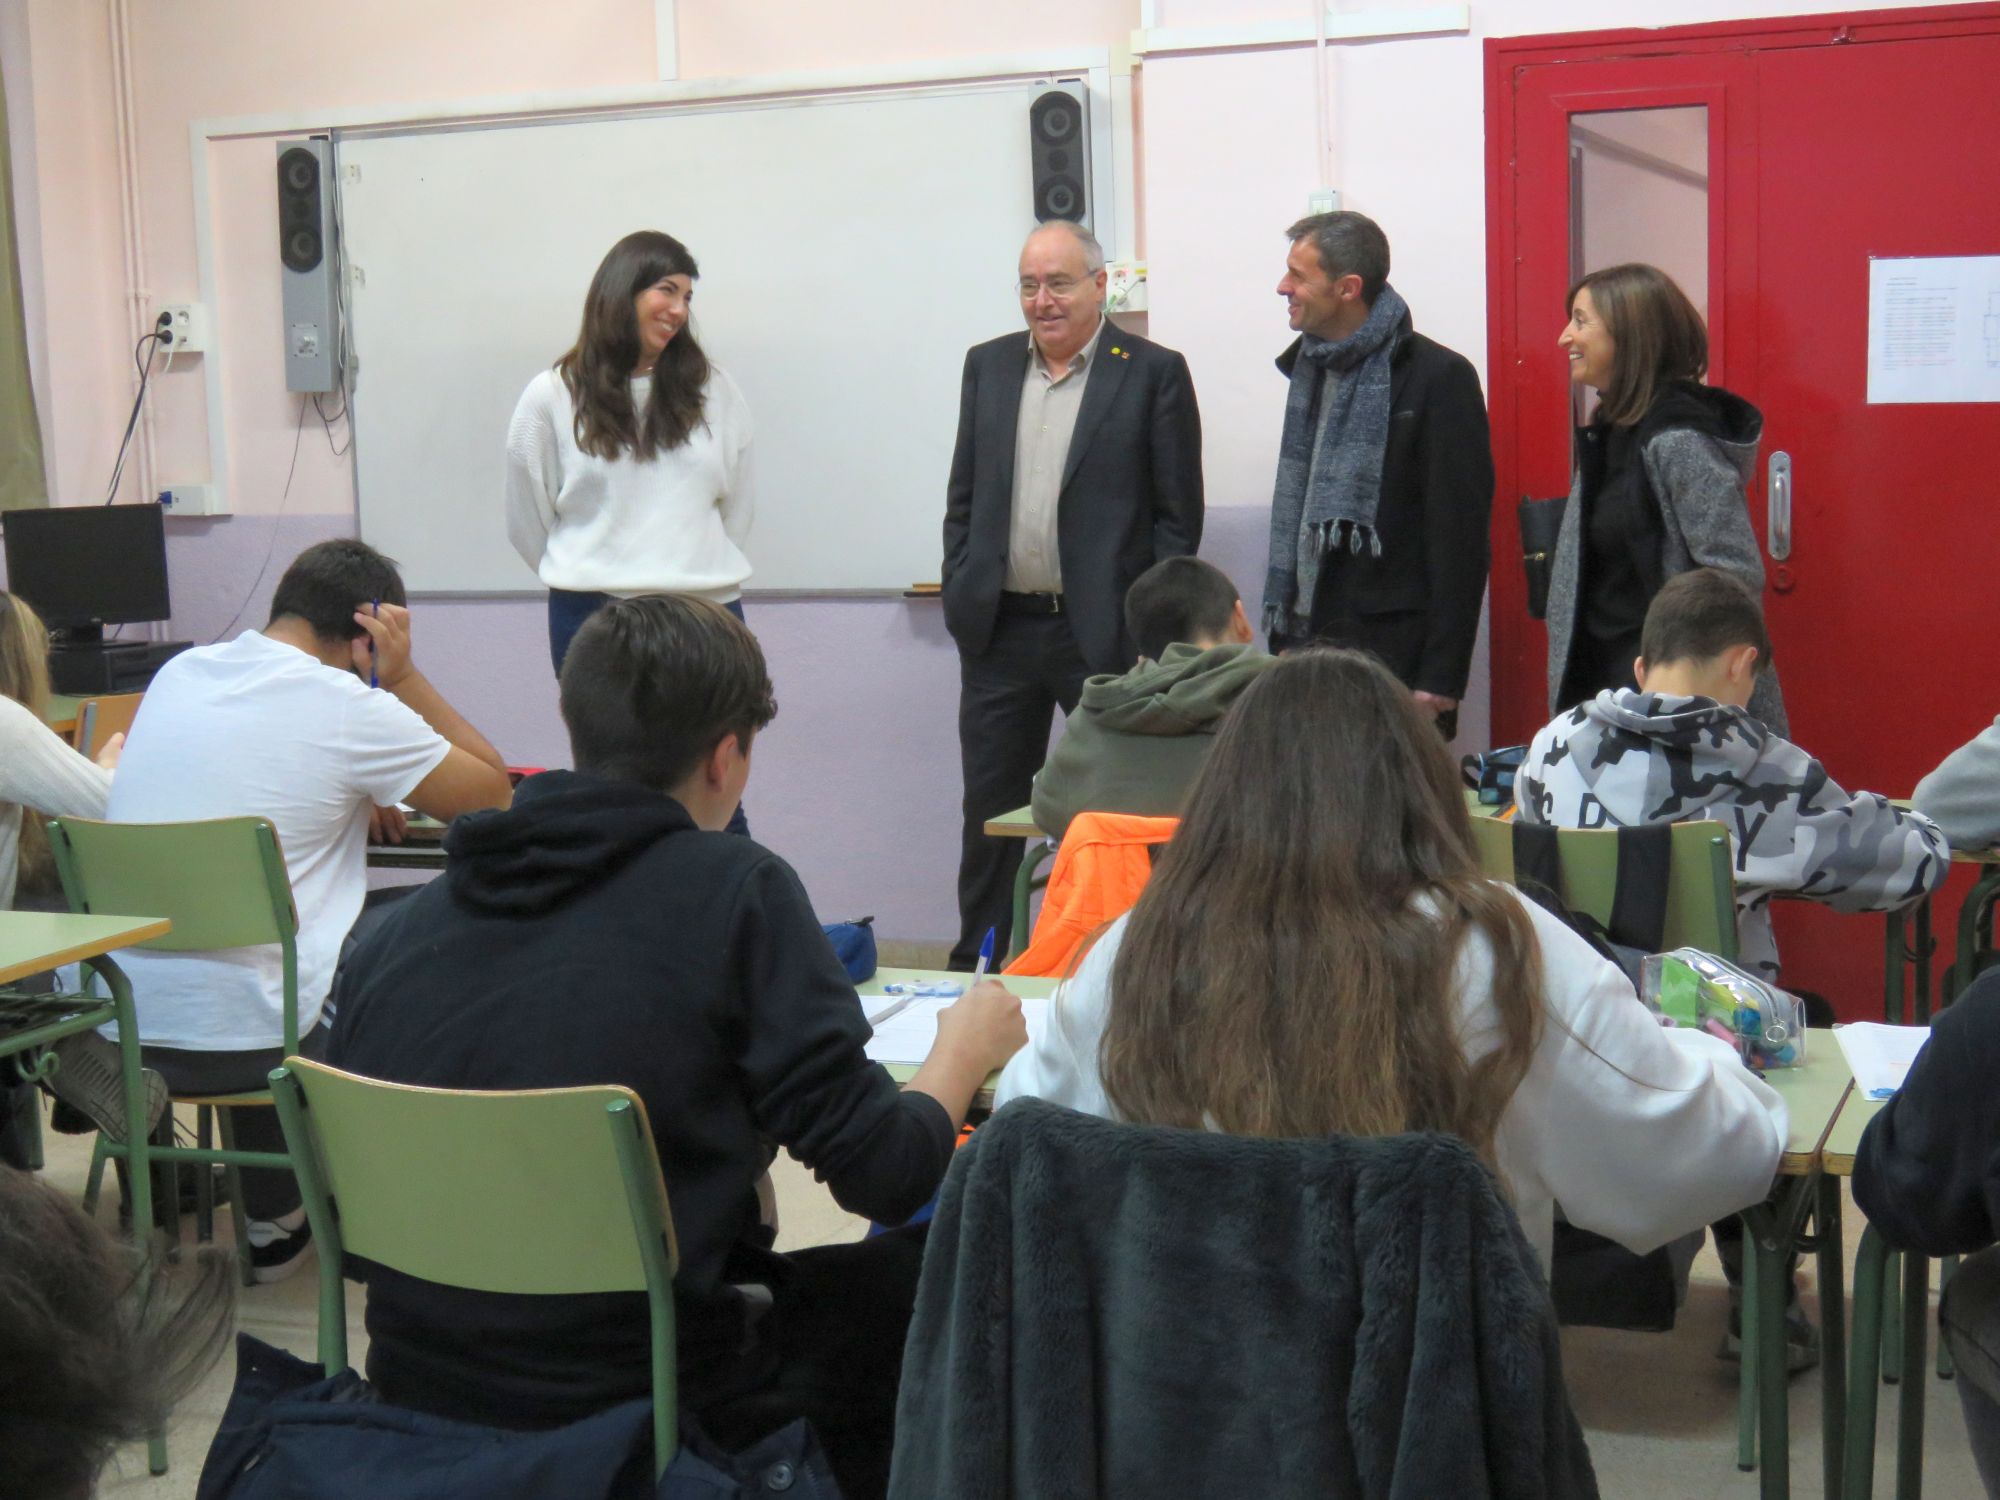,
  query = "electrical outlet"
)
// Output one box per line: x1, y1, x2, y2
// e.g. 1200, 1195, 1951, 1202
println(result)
1308, 188, 1341, 215
1106, 259, 1148, 313
158, 483, 228, 516
155, 302, 210, 355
